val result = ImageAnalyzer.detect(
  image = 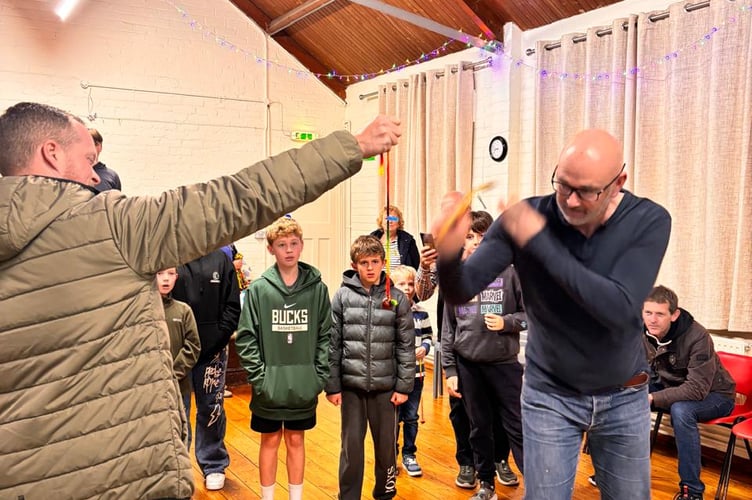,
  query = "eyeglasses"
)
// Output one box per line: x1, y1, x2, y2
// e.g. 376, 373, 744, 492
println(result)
551, 163, 625, 202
